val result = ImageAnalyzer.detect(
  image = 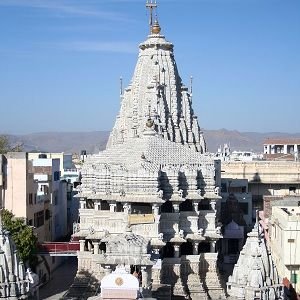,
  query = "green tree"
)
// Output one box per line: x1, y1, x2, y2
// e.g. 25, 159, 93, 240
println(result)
0, 135, 23, 154
1, 209, 38, 266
